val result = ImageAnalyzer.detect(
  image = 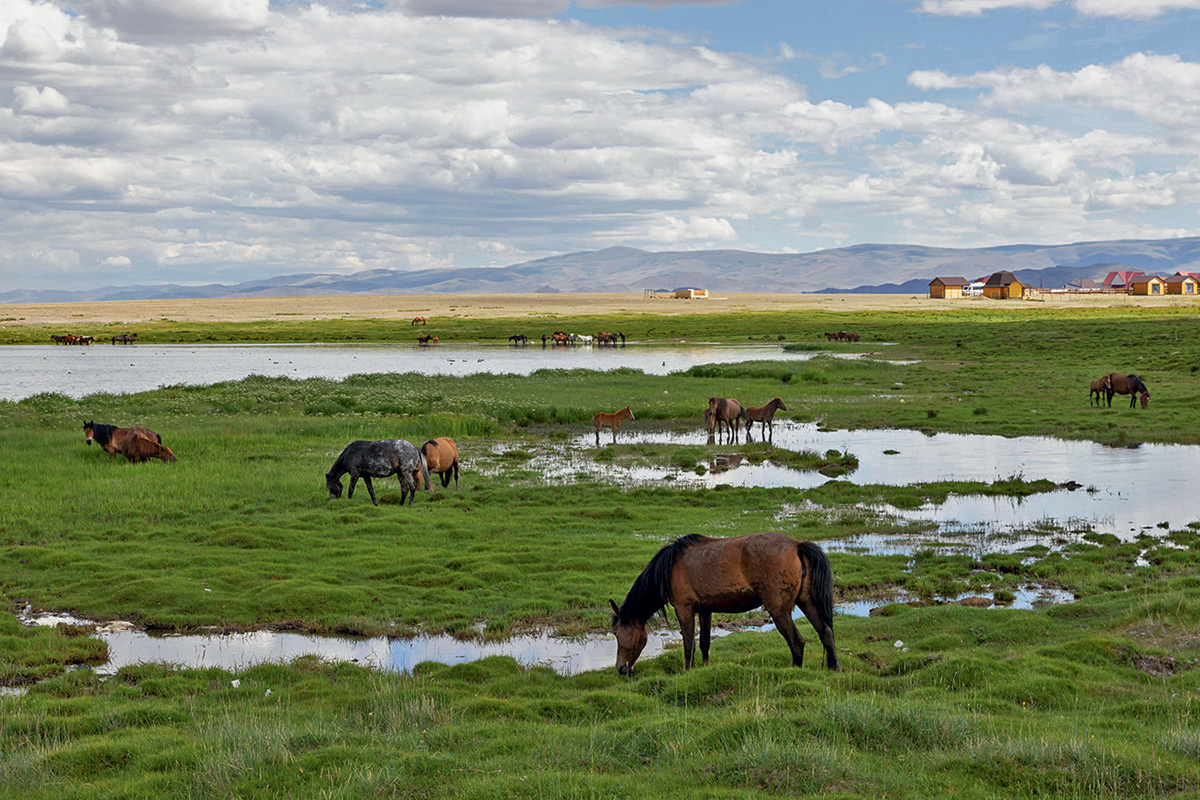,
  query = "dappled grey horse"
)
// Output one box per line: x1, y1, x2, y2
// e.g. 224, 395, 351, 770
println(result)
325, 439, 431, 506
